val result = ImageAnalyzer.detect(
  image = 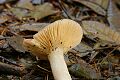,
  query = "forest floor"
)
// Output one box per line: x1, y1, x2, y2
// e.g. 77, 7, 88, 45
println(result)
0, 0, 120, 80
